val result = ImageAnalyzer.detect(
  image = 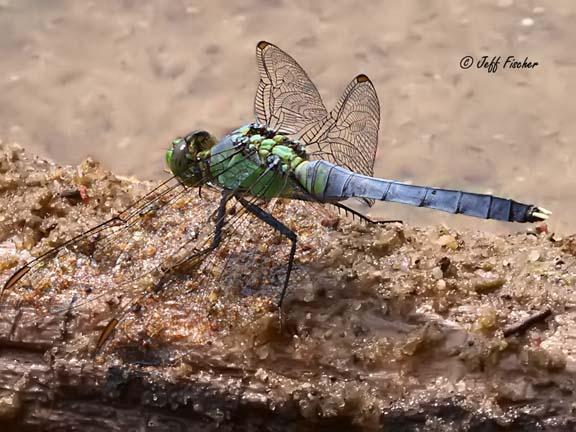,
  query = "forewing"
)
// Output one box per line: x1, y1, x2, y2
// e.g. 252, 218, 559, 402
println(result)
255, 41, 328, 134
